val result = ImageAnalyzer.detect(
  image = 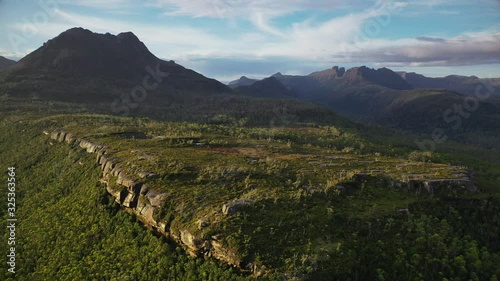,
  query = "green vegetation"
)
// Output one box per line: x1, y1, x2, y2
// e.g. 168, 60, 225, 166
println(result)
1, 107, 499, 280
